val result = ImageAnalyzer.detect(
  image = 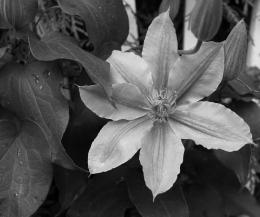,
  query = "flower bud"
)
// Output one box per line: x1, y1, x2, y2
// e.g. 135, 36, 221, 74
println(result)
159, 0, 180, 20
224, 20, 248, 81
190, 0, 223, 41
0, 0, 38, 29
